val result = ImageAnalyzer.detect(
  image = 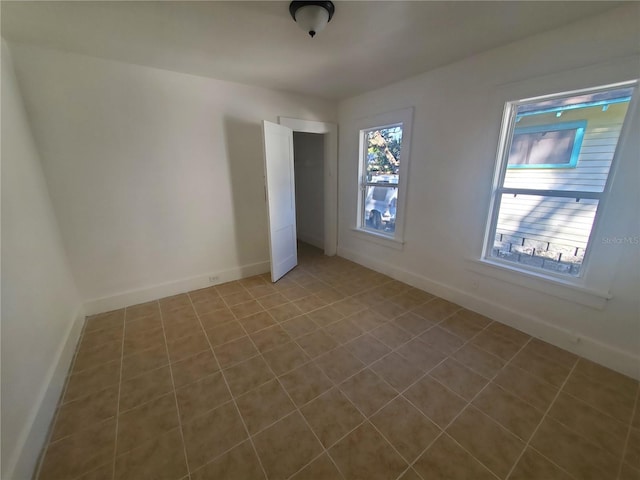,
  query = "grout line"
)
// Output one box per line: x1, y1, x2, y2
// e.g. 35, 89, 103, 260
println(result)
503, 356, 581, 480
157, 300, 193, 480
186, 292, 270, 480
110, 309, 127, 480
616, 383, 640, 480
